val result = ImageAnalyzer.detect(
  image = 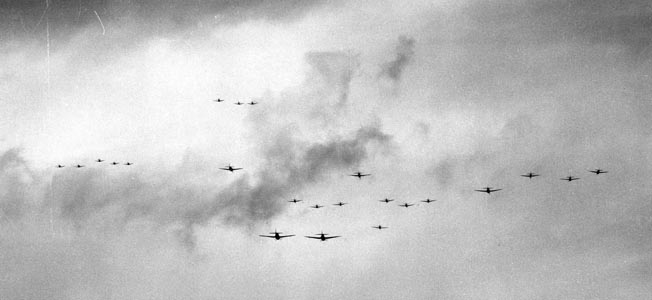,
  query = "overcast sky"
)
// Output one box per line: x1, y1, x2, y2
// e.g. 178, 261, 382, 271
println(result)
1, 0, 652, 299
